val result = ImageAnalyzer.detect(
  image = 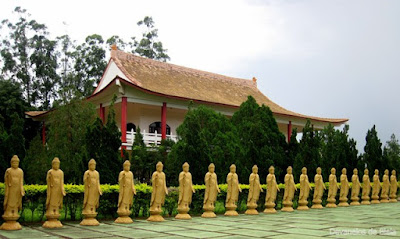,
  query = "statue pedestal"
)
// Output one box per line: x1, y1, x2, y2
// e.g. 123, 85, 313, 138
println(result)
361, 196, 370, 205
371, 195, 380, 204
201, 205, 216, 218
43, 213, 63, 228
147, 208, 164, 222
297, 199, 309, 210
325, 198, 337, 208
224, 204, 238, 216
175, 207, 191, 220
389, 195, 398, 203
380, 195, 389, 203
244, 202, 258, 215
311, 199, 323, 209
115, 210, 133, 224
263, 202, 276, 214
0, 215, 21, 231
338, 197, 349, 207
80, 212, 99, 226
350, 197, 360, 206
281, 201, 294, 212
